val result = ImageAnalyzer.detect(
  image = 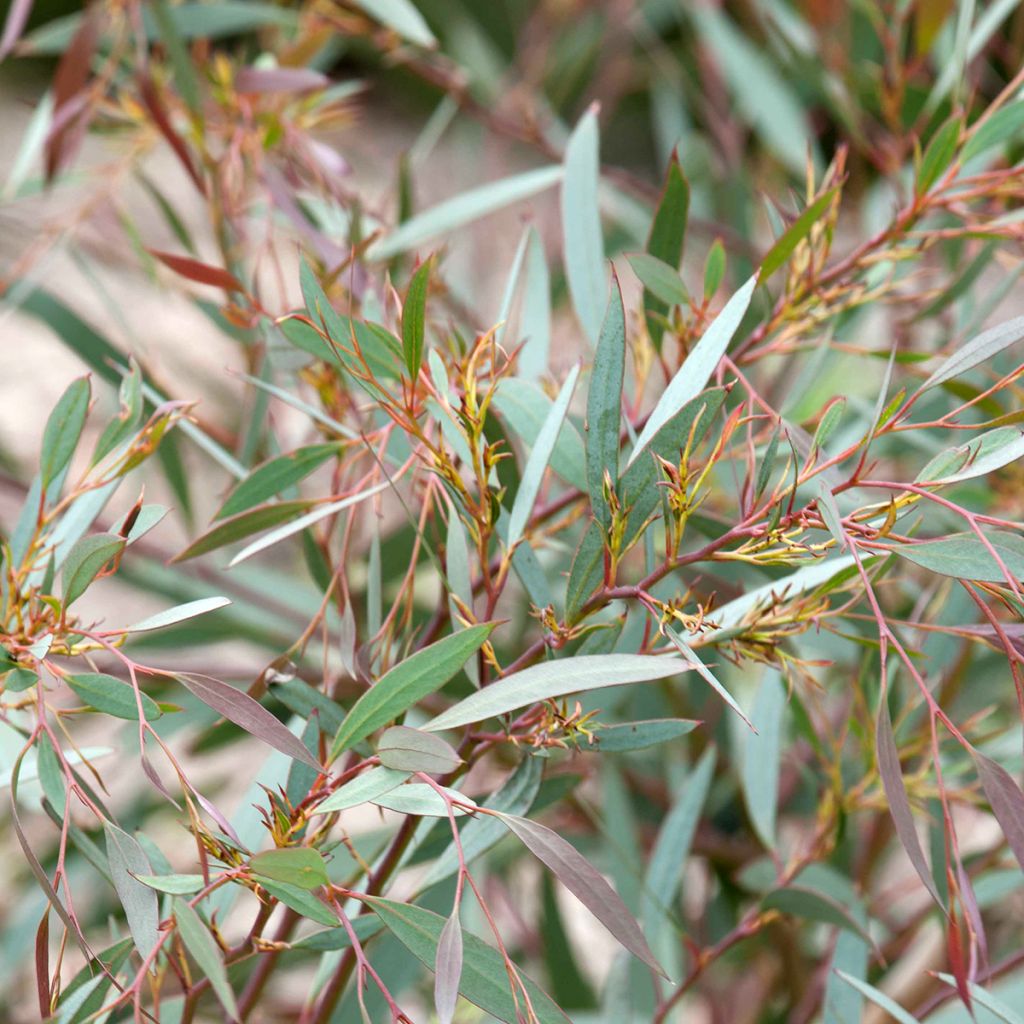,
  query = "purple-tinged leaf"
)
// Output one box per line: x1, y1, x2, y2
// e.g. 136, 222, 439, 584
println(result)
974, 751, 1024, 874
235, 67, 328, 94
435, 909, 463, 1024
0, 0, 33, 60
177, 673, 321, 771
876, 698, 944, 908
496, 812, 666, 977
